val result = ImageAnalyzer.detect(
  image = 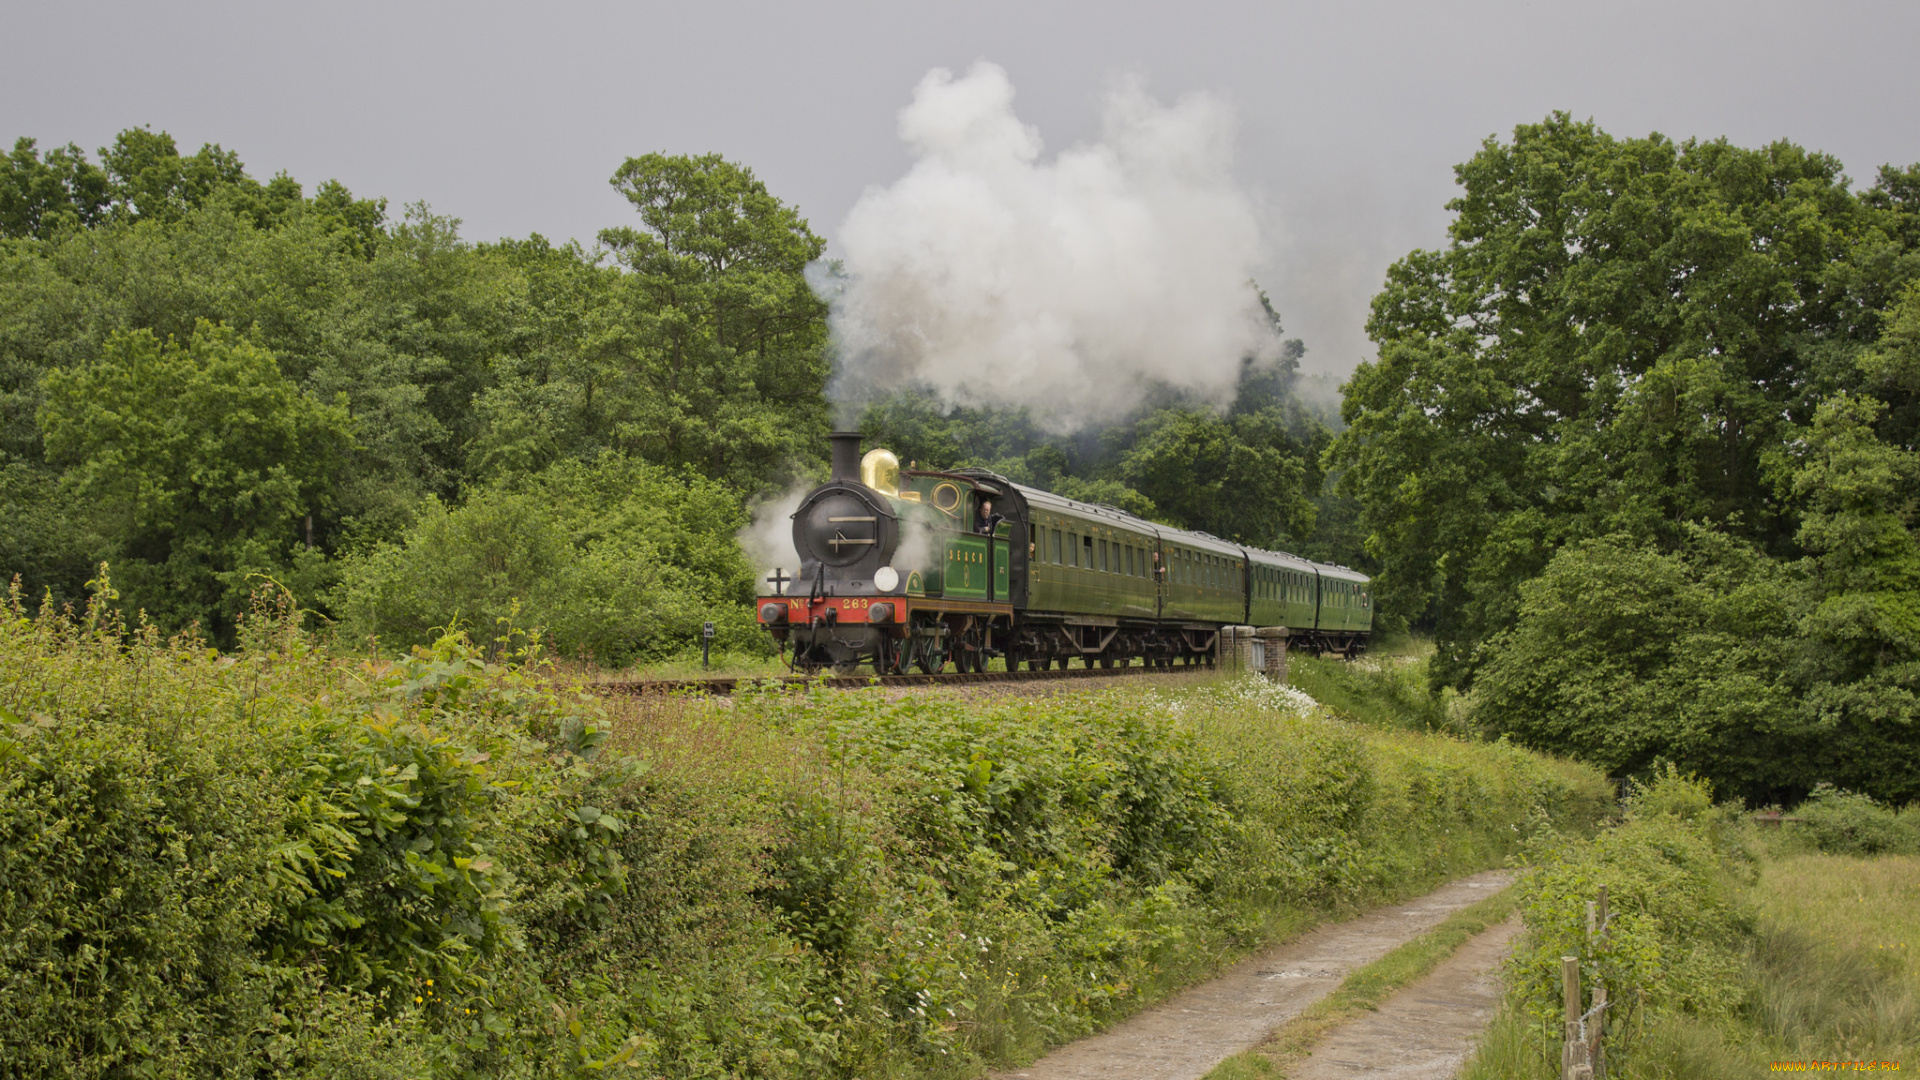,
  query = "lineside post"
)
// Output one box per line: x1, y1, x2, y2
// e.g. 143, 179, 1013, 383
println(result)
1562, 955, 1591, 1080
